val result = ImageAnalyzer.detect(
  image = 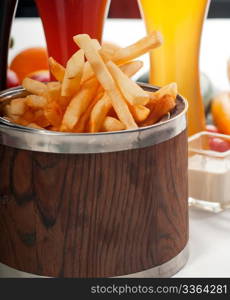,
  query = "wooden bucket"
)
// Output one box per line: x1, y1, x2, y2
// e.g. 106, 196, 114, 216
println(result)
0, 84, 188, 277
